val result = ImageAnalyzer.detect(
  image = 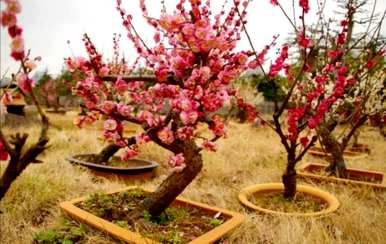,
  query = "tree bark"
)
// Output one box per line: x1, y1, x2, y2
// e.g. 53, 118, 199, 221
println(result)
0, 134, 48, 200
95, 143, 121, 163
282, 151, 297, 199
0, 157, 27, 199
130, 139, 203, 218
317, 124, 347, 177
